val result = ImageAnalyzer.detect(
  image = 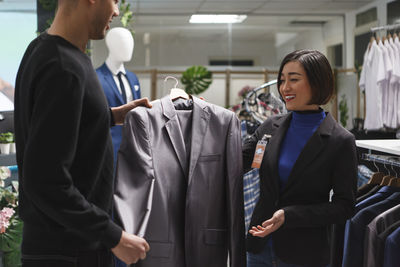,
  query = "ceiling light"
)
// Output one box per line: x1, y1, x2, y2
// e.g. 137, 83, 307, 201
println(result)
189, 14, 247, 24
